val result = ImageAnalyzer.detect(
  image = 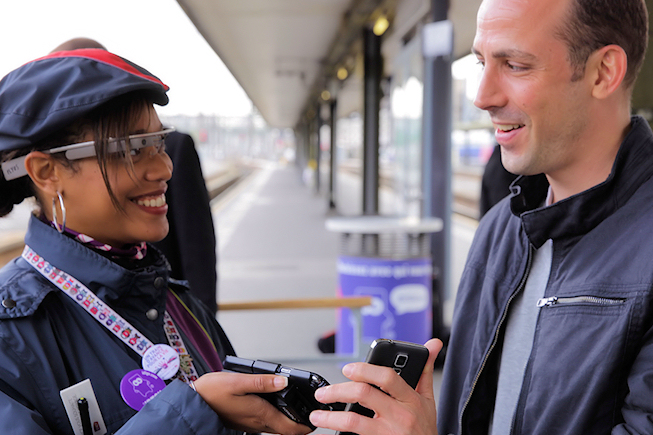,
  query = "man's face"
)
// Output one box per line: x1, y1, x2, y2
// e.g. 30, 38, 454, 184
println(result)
472, 0, 592, 177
